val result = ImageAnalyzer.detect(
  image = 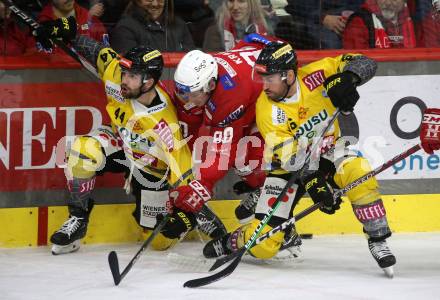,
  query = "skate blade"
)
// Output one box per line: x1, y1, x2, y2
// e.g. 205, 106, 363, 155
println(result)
166, 253, 212, 272
382, 266, 394, 279
51, 240, 81, 255
266, 246, 303, 264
